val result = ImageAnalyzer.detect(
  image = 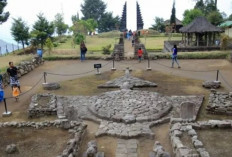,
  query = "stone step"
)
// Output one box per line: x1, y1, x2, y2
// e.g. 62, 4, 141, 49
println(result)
115, 139, 138, 157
